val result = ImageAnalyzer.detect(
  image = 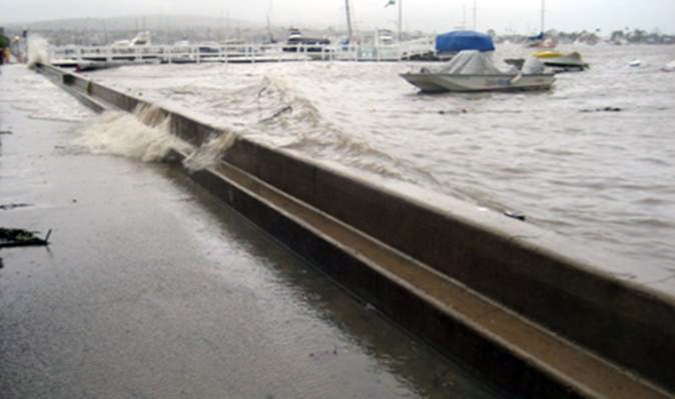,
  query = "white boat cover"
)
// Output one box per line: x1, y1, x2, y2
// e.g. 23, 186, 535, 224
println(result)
521, 57, 546, 74
437, 50, 505, 75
